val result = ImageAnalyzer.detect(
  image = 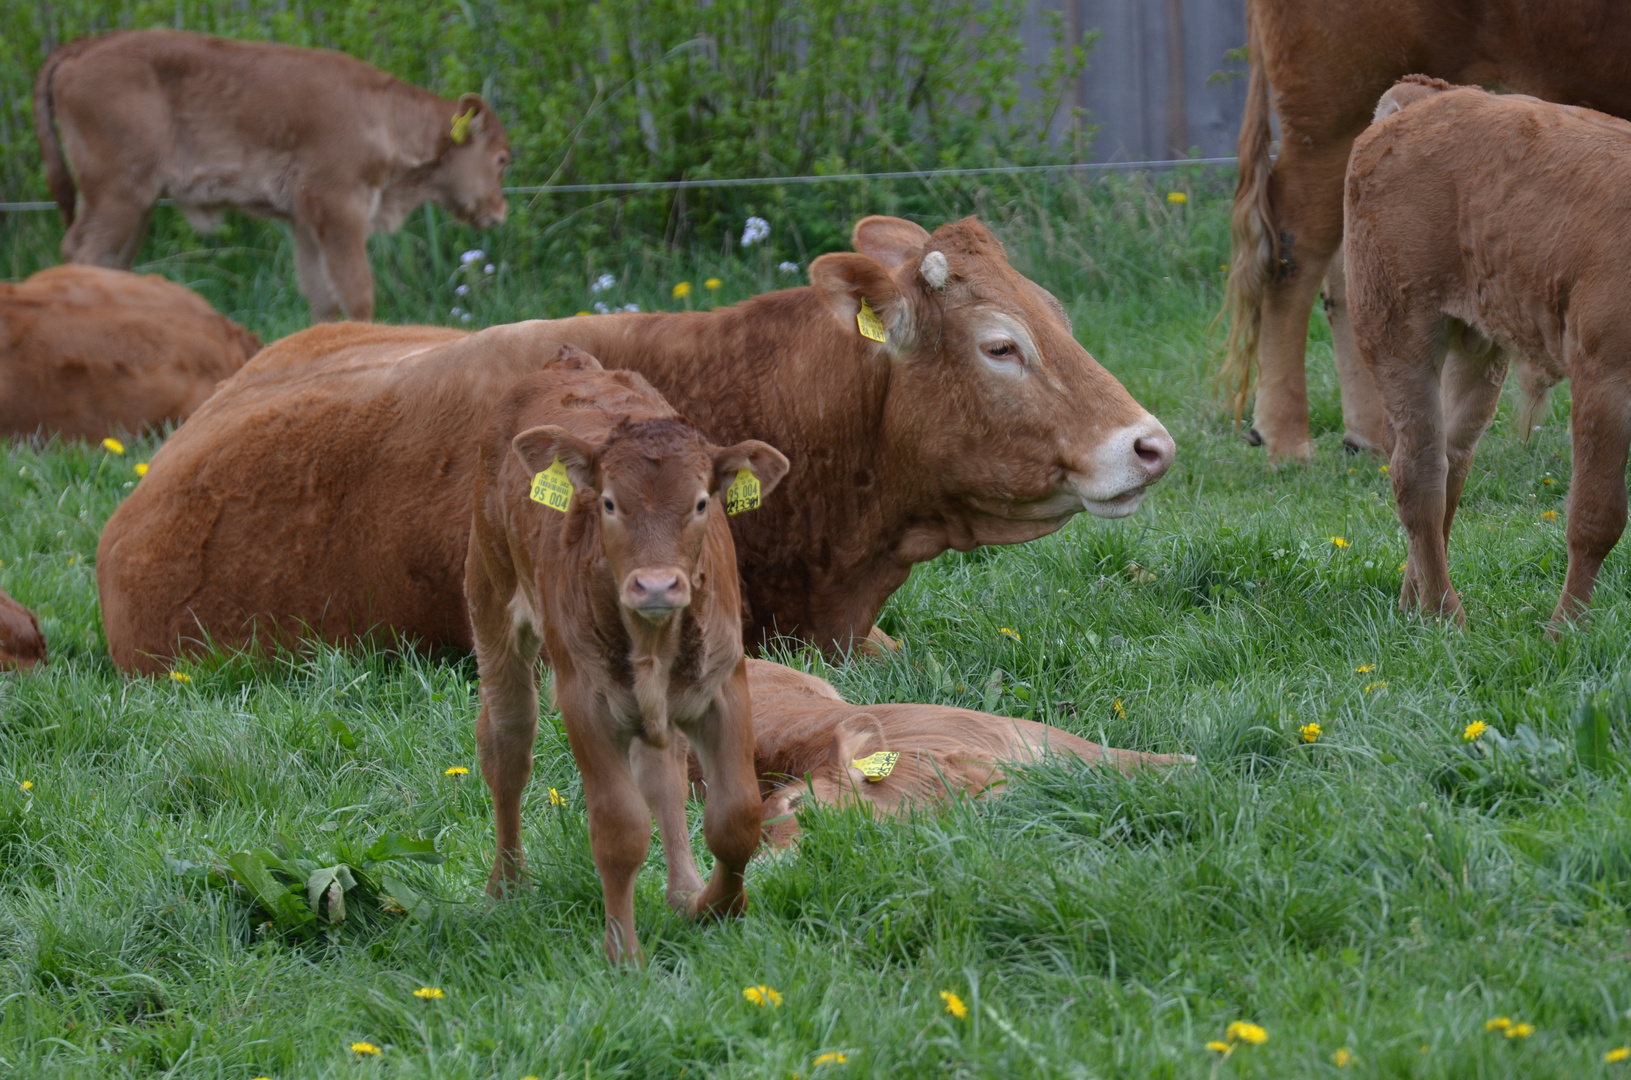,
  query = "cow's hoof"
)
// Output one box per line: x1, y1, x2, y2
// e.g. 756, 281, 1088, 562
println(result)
1245, 428, 1264, 447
